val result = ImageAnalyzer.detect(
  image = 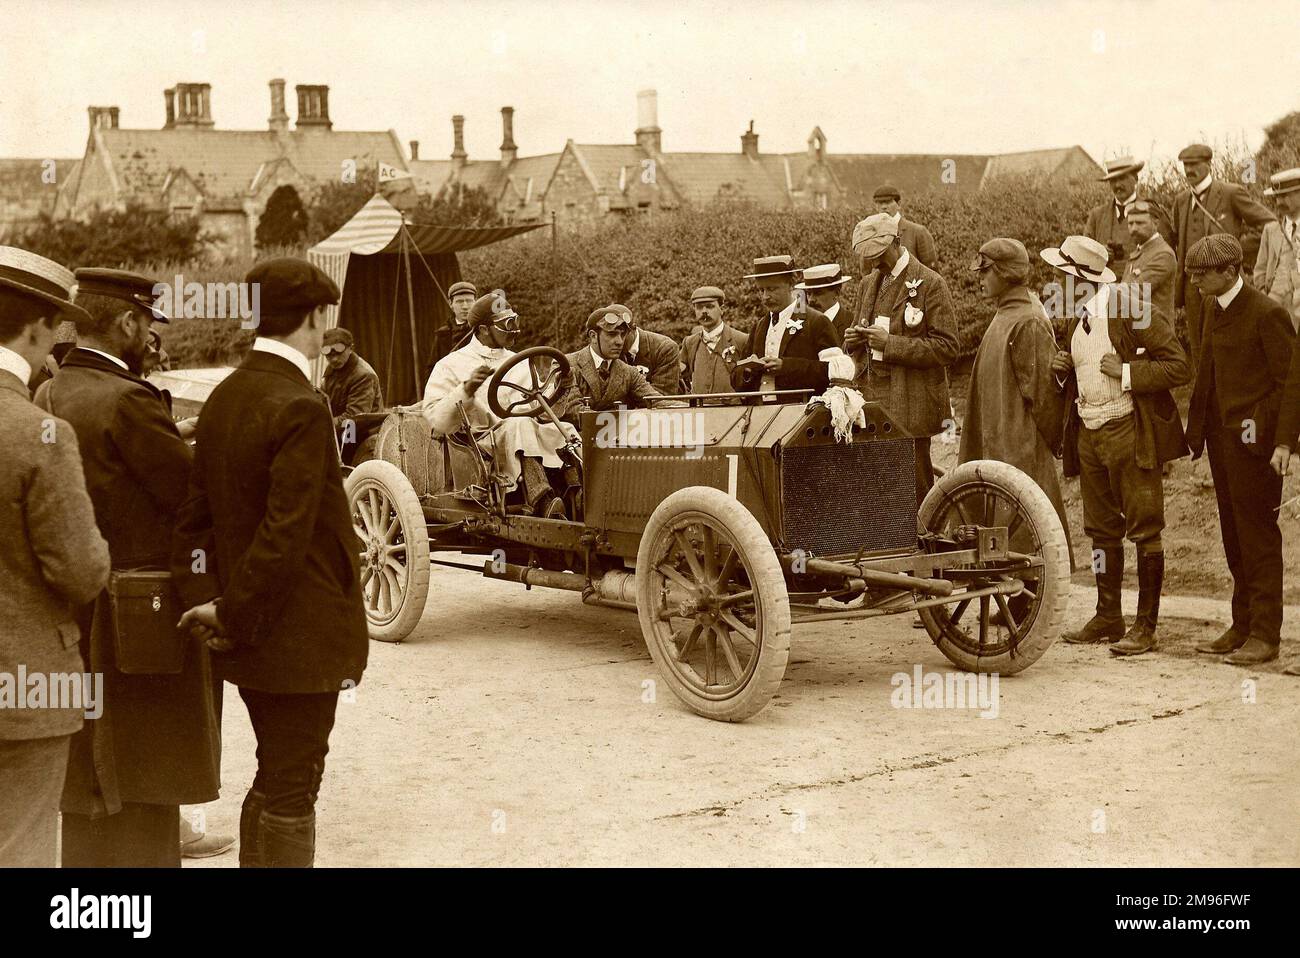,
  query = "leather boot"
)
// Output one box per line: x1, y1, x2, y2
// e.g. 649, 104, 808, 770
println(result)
261, 811, 316, 868
1064, 545, 1125, 643
1113, 552, 1162, 656
238, 789, 267, 868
